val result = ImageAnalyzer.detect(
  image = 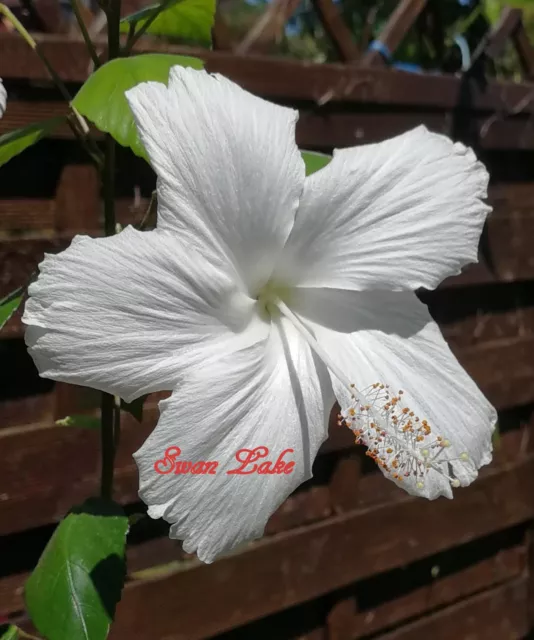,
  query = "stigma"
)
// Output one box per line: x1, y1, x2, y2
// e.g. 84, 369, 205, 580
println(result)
338, 383, 471, 490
